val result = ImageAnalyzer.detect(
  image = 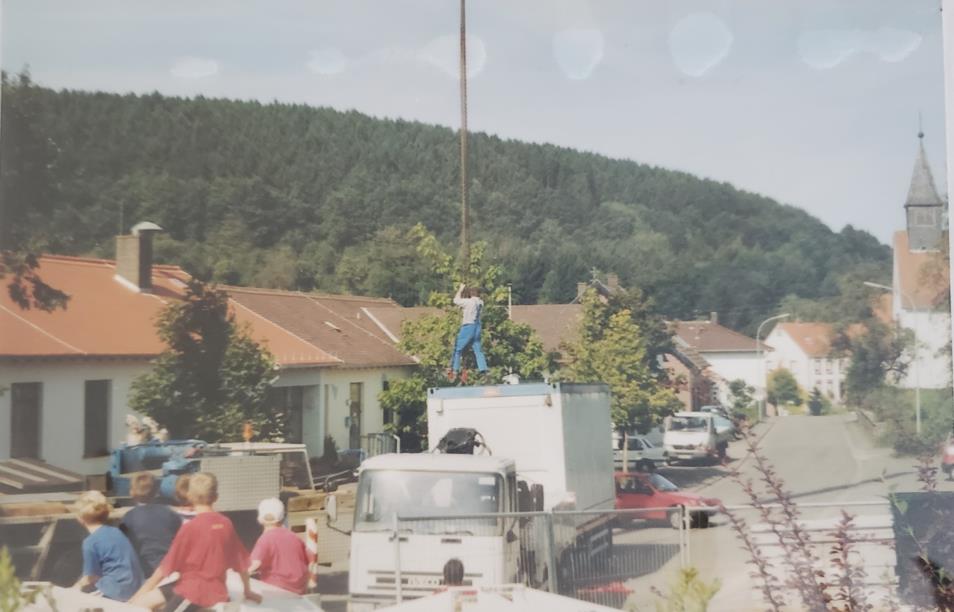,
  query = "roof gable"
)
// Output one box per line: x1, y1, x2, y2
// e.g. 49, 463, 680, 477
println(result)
672, 320, 759, 353
773, 322, 835, 358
